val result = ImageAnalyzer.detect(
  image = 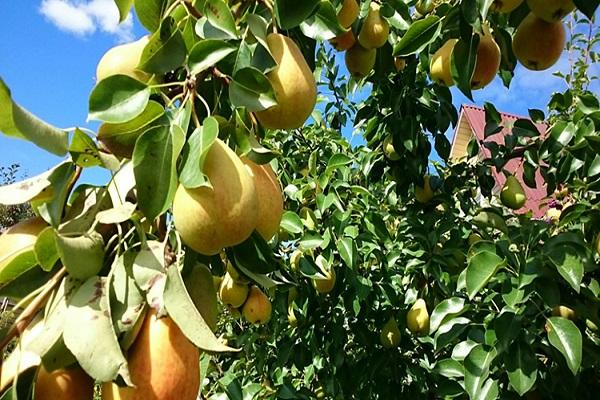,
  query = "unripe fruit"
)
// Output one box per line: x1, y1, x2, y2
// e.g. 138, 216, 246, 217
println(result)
380, 317, 401, 348
394, 57, 406, 71
430, 39, 457, 86
34, 366, 94, 400
527, 0, 575, 22
330, 30, 357, 51
500, 175, 526, 210
552, 305, 576, 320
416, 0, 435, 15
96, 36, 150, 82
407, 299, 430, 335
383, 136, 401, 161
358, 2, 390, 49
415, 176, 434, 204
219, 272, 249, 308
513, 13, 566, 71
313, 268, 336, 294
471, 26, 501, 89
256, 33, 317, 130
337, 0, 359, 28
102, 311, 200, 400
345, 43, 376, 79
242, 286, 272, 324
0, 217, 46, 283
491, 0, 524, 13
